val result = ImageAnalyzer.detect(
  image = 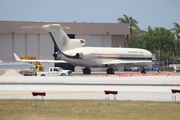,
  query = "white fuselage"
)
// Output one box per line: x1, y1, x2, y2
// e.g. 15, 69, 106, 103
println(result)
61, 47, 153, 68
